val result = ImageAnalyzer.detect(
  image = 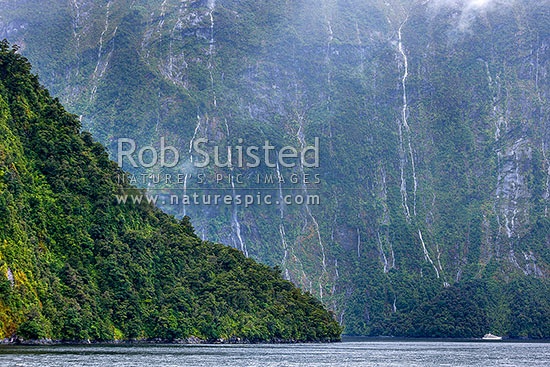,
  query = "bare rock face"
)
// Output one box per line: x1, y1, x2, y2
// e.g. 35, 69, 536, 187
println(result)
495, 138, 532, 240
